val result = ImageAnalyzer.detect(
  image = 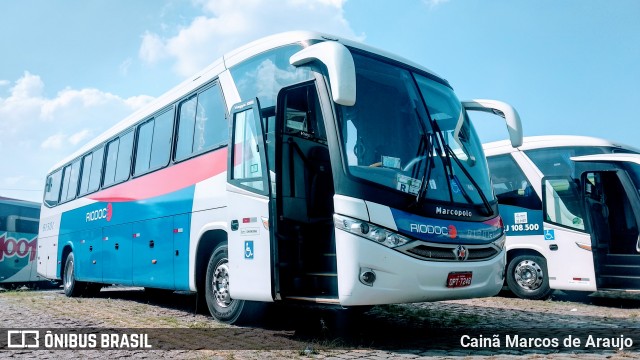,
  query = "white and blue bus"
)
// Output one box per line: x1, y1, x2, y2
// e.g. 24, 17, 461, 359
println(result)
37, 31, 522, 323
484, 136, 640, 299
